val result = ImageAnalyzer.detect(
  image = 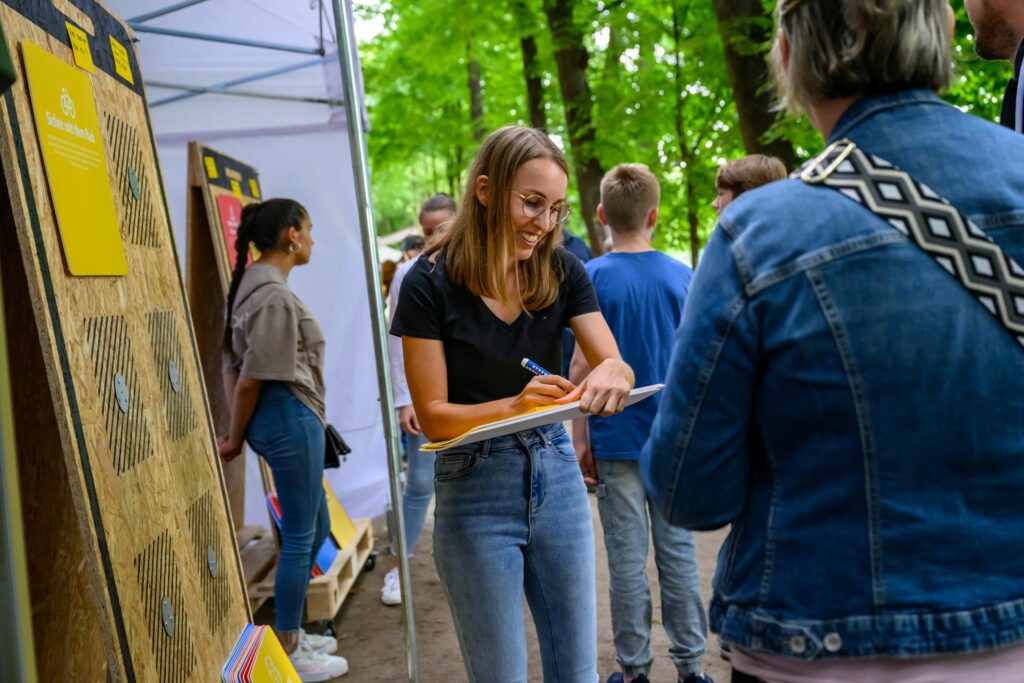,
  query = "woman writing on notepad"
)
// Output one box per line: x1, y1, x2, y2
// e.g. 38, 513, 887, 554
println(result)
392, 125, 634, 682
